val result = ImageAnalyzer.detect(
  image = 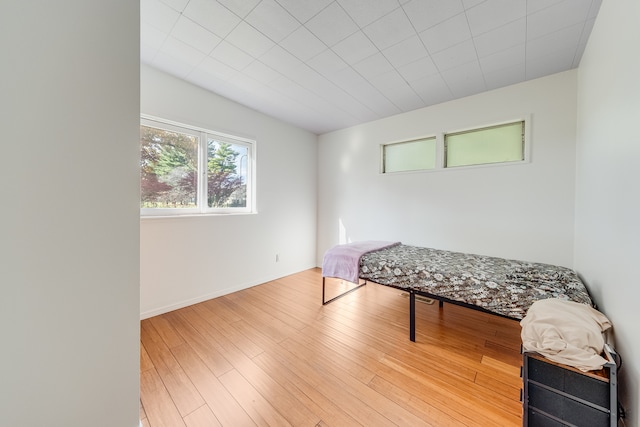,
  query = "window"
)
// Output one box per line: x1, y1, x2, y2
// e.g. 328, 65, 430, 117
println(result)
381, 119, 527, 174
383, 137, 436, 173
140, 117, 254, 216
445, 121, 524, 168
